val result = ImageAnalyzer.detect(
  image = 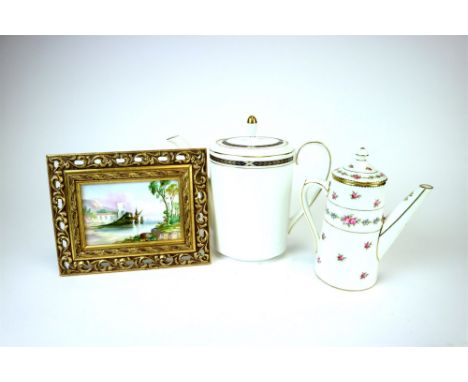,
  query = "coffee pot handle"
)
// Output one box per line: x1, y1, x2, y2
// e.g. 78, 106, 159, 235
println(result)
301, 179, 330, 253
288, 141, 332, 233
166, 135, 191, 148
